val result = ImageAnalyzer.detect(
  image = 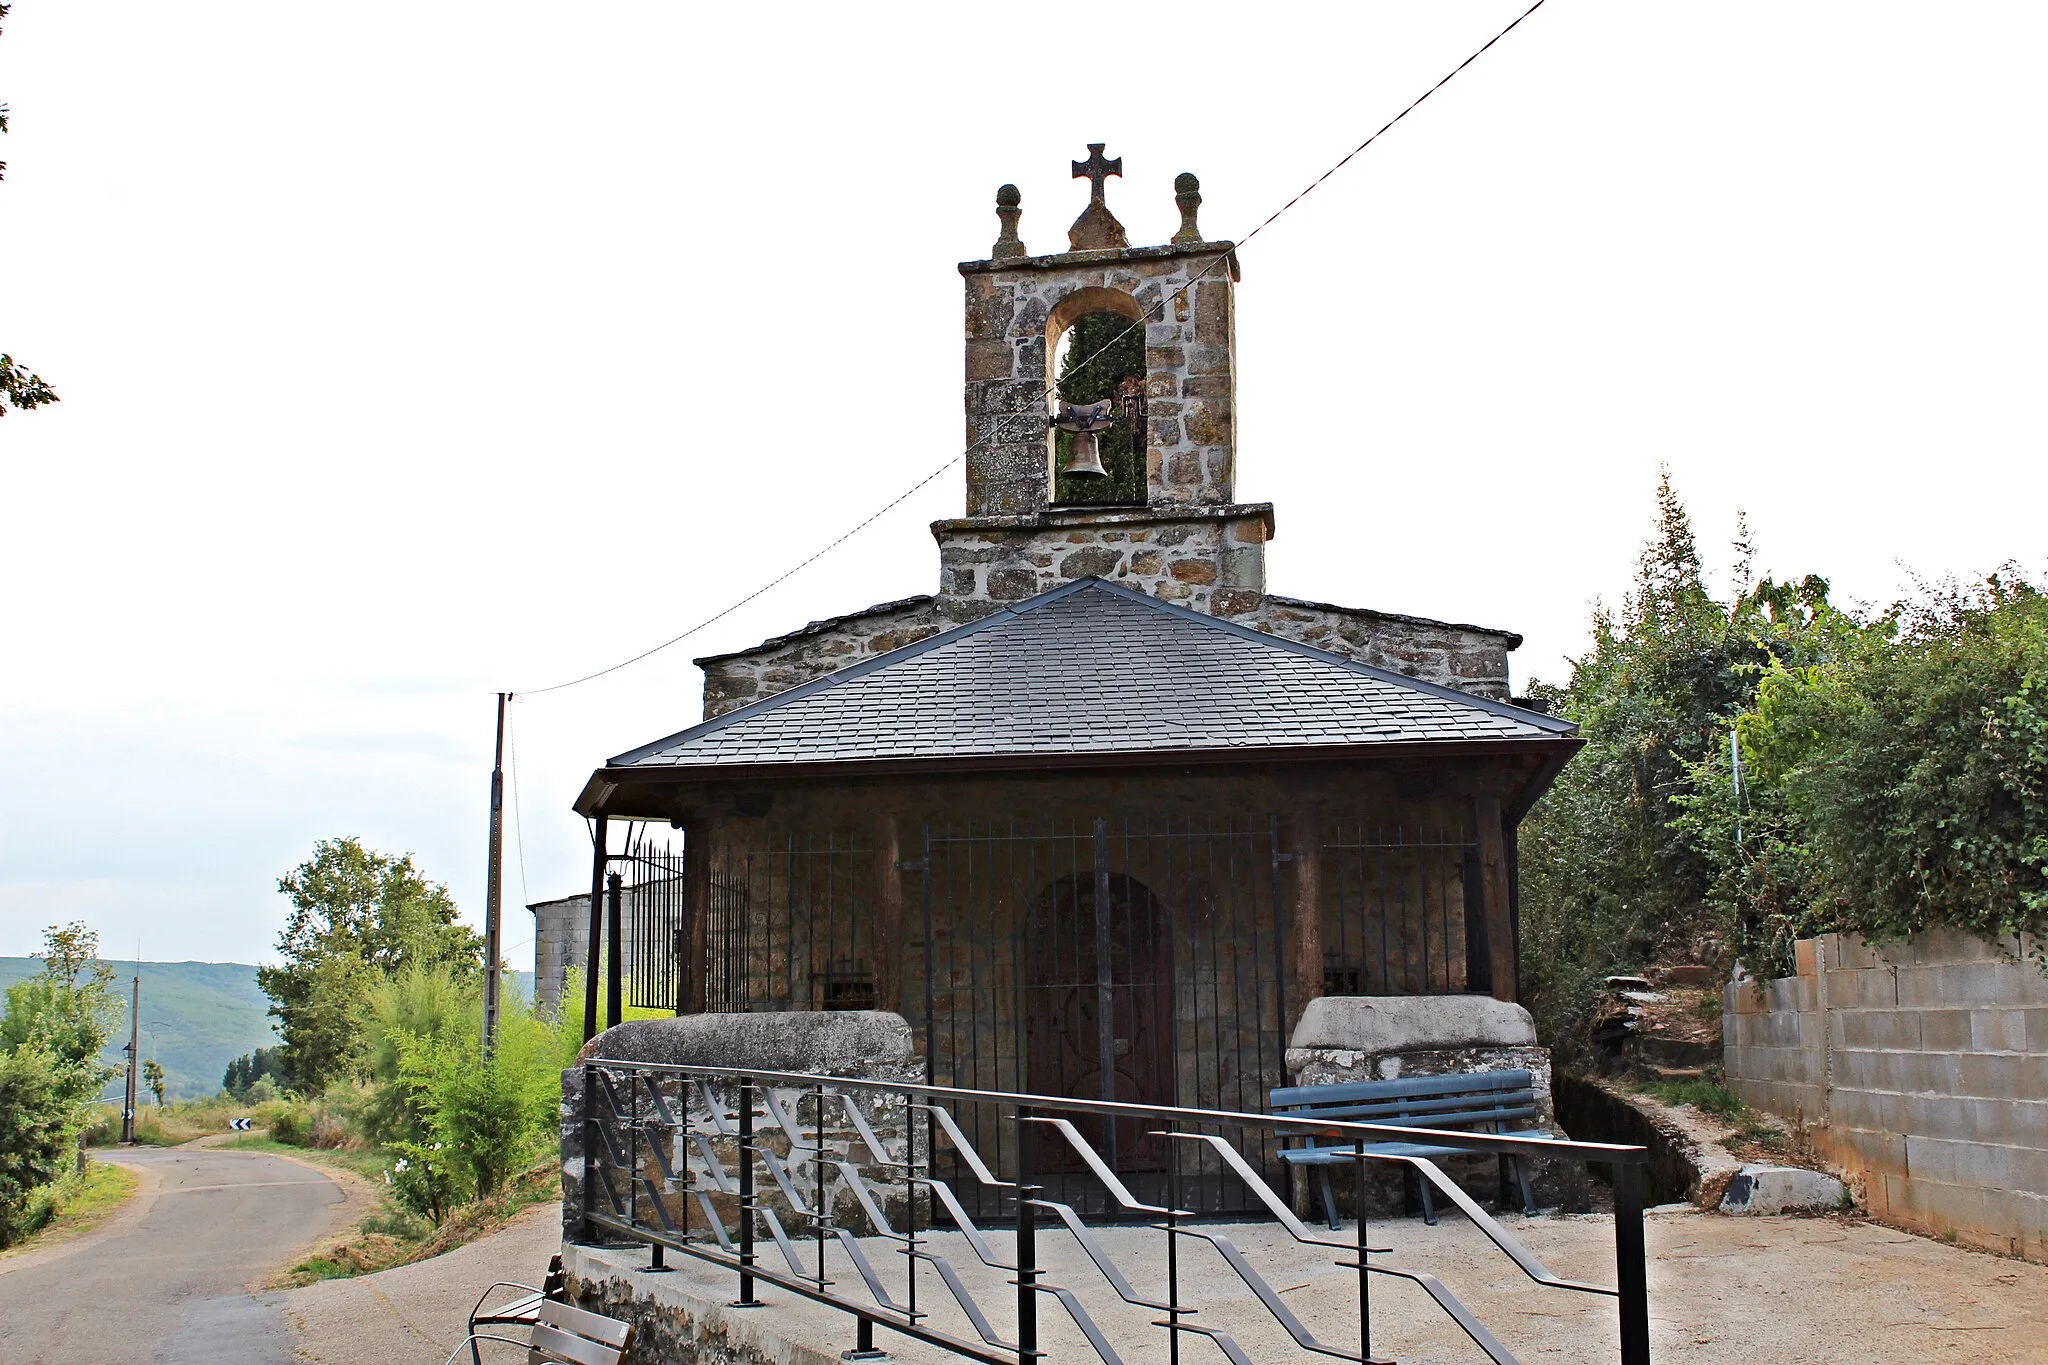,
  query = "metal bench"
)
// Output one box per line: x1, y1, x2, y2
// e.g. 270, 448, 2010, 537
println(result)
464, 1254, 567, 1365
1272, 1068, 1554, 1230
443, 1296, 633, 1365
